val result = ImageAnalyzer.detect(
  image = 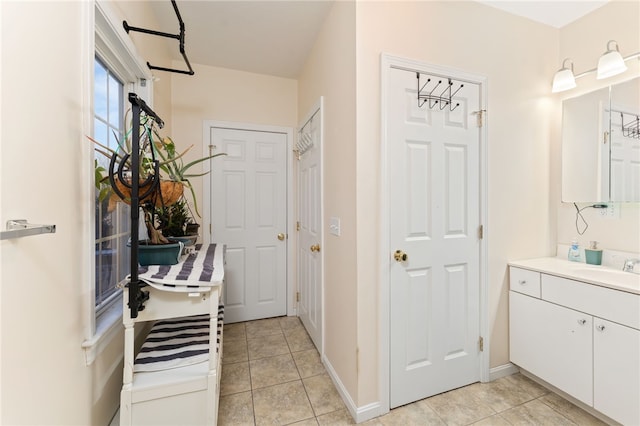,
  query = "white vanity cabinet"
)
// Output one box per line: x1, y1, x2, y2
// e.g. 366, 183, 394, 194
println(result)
593, 318, 640, 426
509, 264, 640, 425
